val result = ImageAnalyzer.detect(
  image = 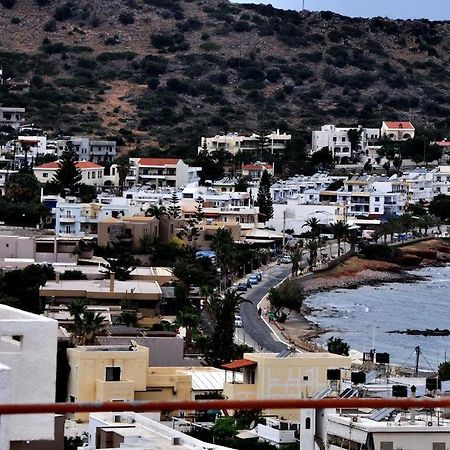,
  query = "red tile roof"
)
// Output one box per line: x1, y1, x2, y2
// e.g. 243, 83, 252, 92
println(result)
139, 158, 180, 166
34, 161, 103, 170
383, 121, 414, 130
436, 141, 450, 147
242, 164, 273, 170
222, 358, 257, 370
